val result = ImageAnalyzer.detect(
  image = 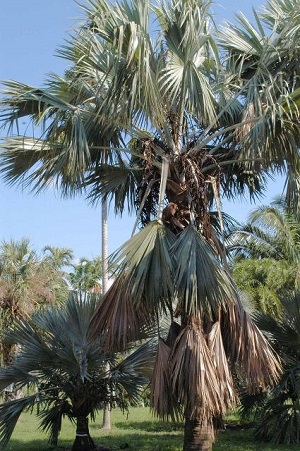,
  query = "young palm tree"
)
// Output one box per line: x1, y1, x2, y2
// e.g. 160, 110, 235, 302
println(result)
0, 292, 154, 450
1, 0, 300, 449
